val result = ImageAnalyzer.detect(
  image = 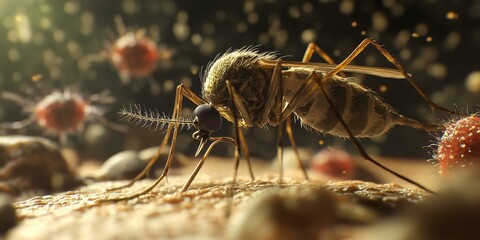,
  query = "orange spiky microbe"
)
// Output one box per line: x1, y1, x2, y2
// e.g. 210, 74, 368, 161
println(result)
436, 114, 480, 176
35, 92, 87, 134
110, 33, 159, 80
